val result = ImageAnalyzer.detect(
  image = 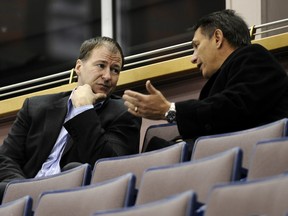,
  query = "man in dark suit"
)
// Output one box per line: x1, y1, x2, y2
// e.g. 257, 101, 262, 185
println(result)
123, 9, 288, 150
0, 37, 141, 199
